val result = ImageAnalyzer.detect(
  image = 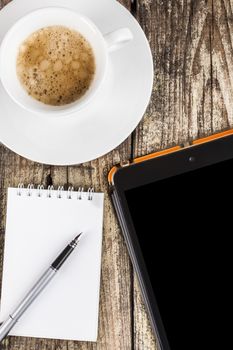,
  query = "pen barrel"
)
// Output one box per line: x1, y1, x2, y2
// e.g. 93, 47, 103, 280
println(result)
10, 267, 56, 320
0, 238, 80, 342
51, 244, 74, 270
0, 268, 56, 341
0, 317, 17, 341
